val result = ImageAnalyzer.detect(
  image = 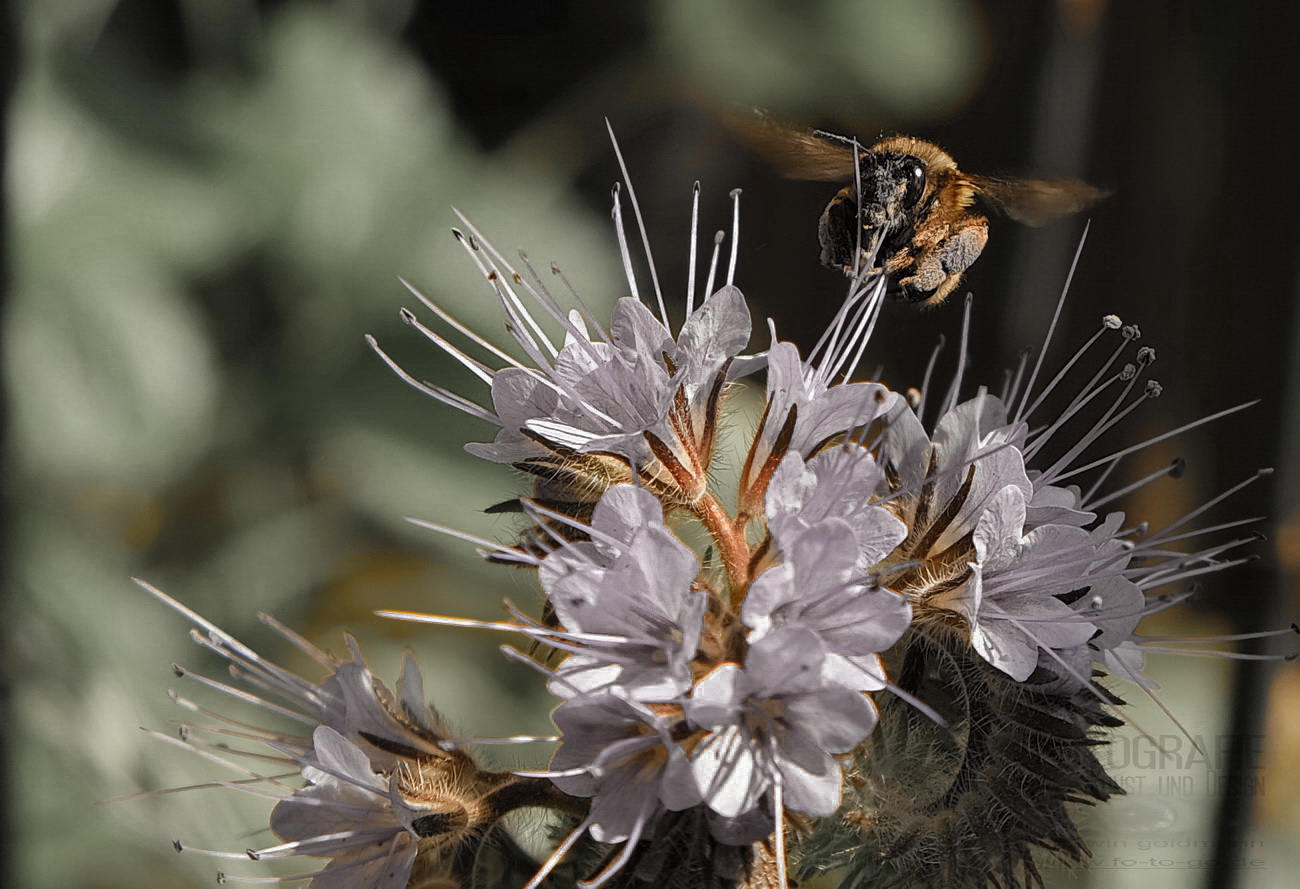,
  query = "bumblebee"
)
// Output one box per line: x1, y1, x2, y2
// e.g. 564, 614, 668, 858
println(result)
734, 119, 1110, 305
